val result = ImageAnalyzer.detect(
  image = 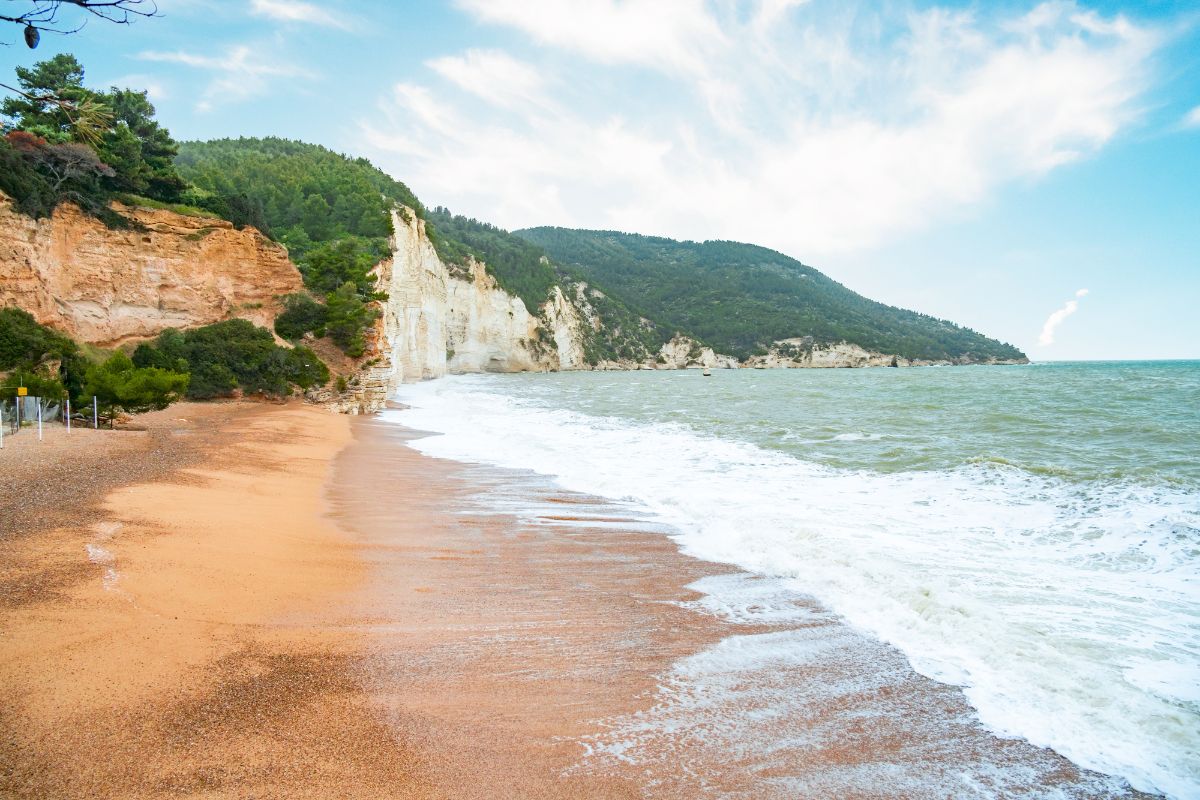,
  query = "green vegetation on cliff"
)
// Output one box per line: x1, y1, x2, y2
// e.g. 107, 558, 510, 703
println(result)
425, 208, 559, 314
174, 137, 405, 357
174, 137, 421, 260
422, 208, 665, 364
0, 54, 187, 225
2, 54, 1022, 371
517, 228, 1026, 362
